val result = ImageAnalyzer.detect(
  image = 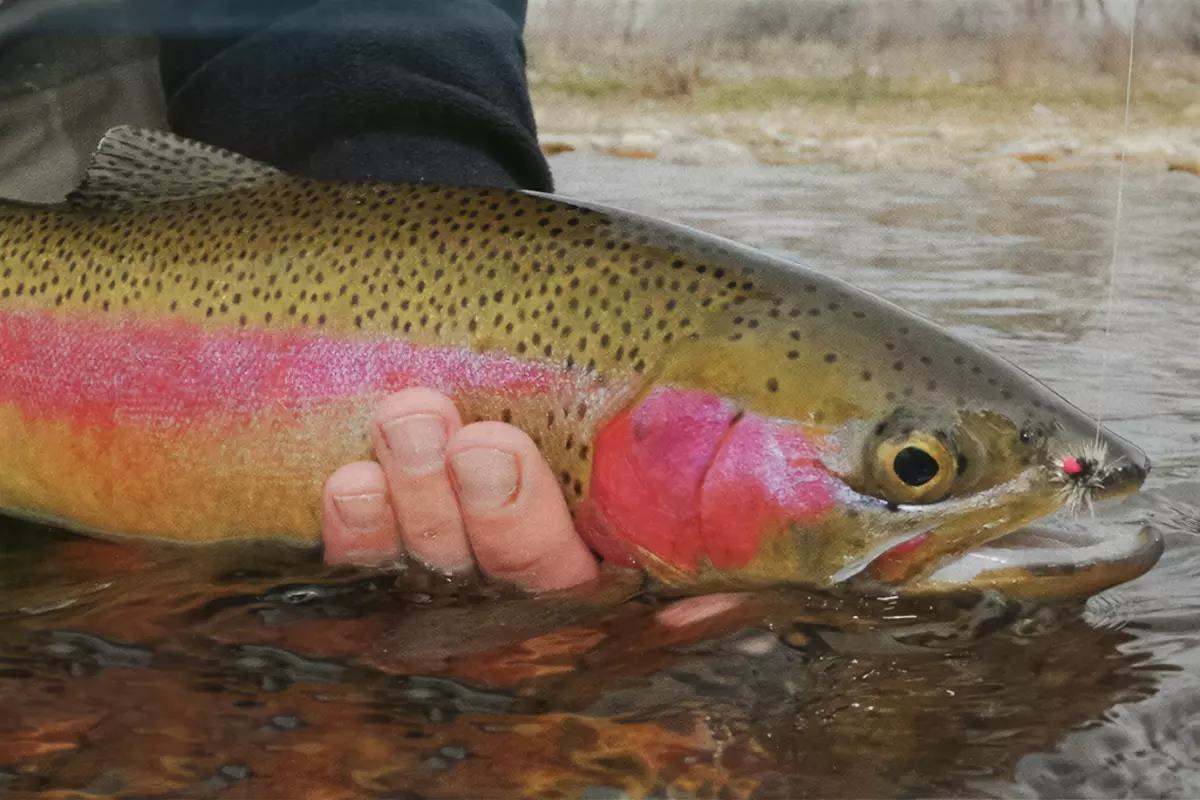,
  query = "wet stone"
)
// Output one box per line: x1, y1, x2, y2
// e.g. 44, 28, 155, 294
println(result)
219, 764, 251, 781
276, 585, 336, 604
731, 631, 779, 657
44, 632, 153, 668
260, 675, 292, 692
271, 715, 301, 730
